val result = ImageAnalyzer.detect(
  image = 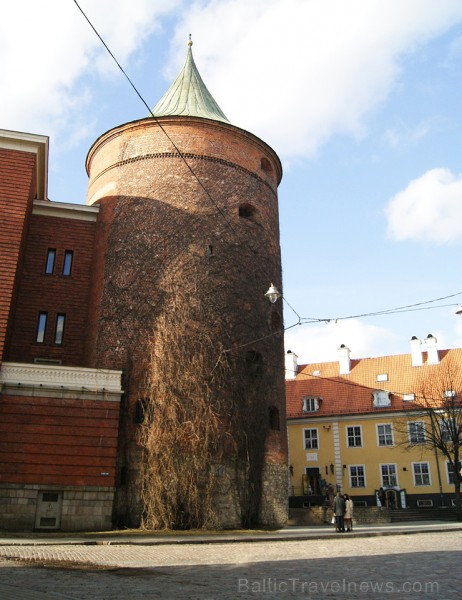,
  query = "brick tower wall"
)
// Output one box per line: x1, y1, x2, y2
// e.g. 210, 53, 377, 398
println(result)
86, 117, 288, 528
